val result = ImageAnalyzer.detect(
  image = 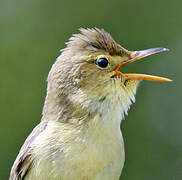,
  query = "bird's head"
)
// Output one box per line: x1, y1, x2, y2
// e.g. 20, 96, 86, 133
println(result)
45, 28, 171, 122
